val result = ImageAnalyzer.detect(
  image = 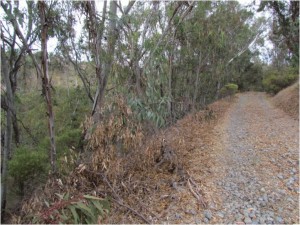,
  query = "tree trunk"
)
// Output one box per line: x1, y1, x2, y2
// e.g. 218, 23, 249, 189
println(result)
92, 1, 117, 122
193, 64, 201, 110
88, 1, 135, 122
1, 48, 13, 221
168, 52, 173, 118
38, 1, 57, 173
134, 61, 142, 97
